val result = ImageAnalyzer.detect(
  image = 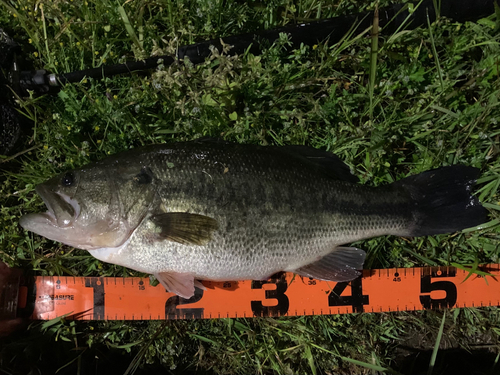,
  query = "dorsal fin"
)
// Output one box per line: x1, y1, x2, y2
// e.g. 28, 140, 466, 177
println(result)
190, 139, 358, 182
279, 145, 358, 183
